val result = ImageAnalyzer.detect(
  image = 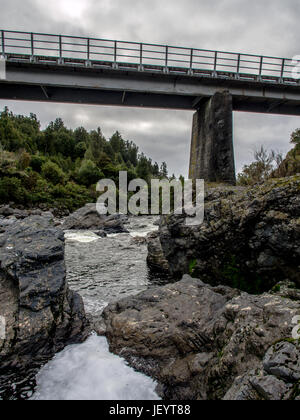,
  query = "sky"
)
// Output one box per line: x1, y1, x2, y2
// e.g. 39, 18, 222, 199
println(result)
0, 0, 299, 176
